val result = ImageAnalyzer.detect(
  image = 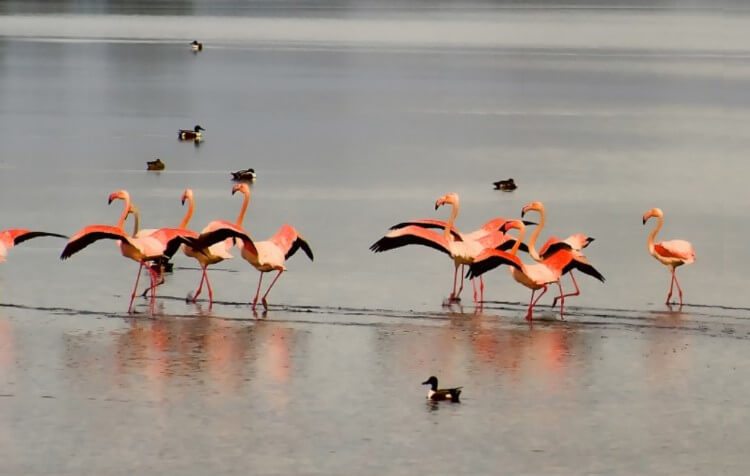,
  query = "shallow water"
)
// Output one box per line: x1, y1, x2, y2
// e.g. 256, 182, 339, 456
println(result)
1, 4, 750, 474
